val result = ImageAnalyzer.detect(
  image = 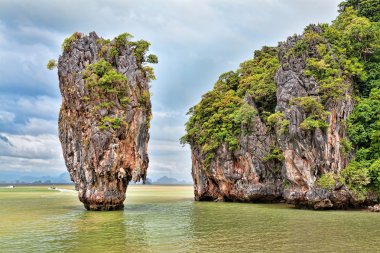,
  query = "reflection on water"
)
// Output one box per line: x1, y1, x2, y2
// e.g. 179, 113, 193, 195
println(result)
0, 185, 379, 252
